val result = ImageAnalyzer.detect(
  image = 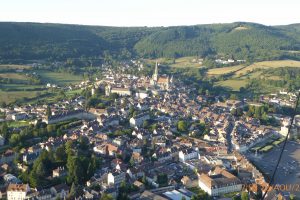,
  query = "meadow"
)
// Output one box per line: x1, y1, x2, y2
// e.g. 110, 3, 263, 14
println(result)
36, 70, 83, 85
145, 56, 203, 68
207, 65, 244, 75
212, 60, 300, 92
